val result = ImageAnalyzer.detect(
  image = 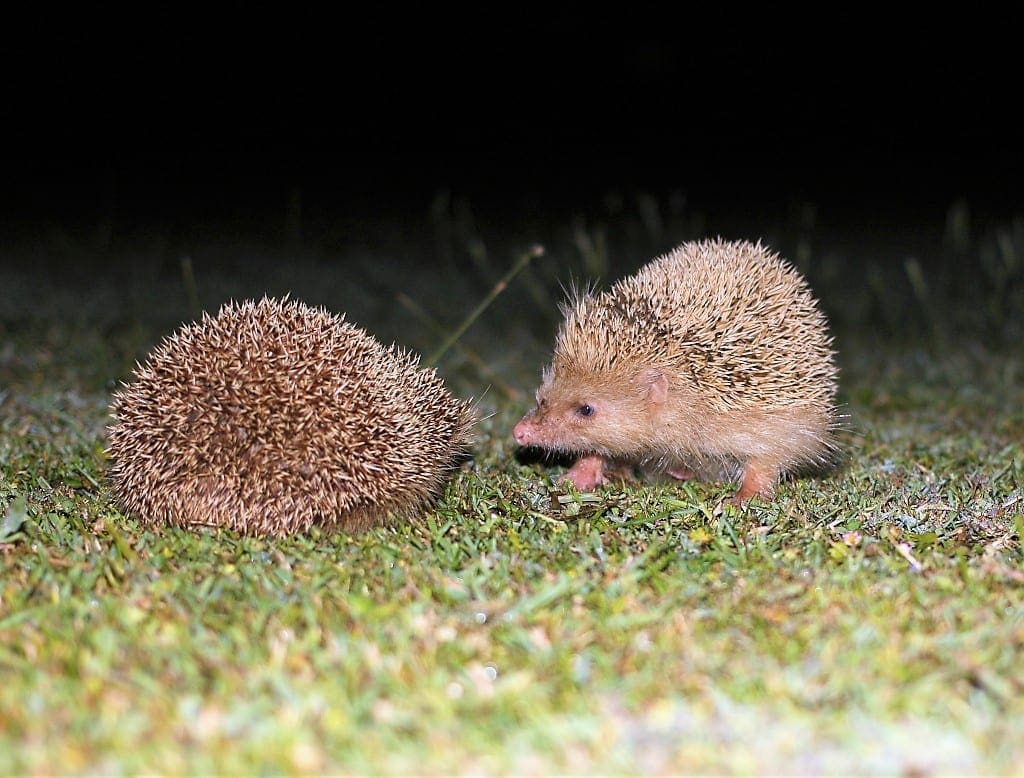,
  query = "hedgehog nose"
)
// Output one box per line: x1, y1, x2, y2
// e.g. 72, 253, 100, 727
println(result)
512, 418, 532, 446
